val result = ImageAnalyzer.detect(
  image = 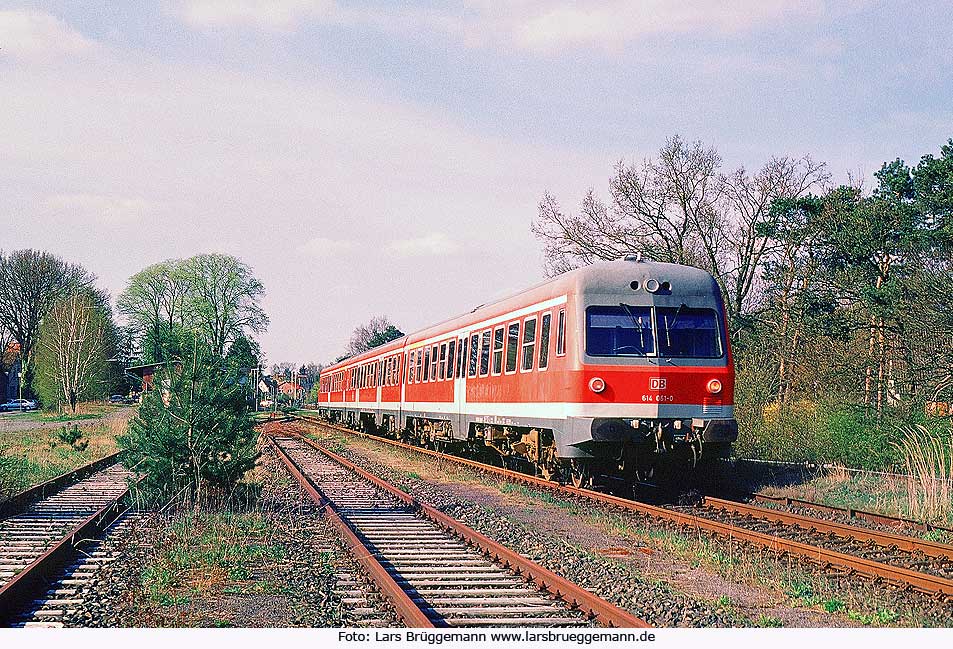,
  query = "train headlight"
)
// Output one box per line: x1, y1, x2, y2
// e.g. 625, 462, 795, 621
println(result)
706, 379, 723, 394
644, 278, 660, 293
588, 377, 606, 394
